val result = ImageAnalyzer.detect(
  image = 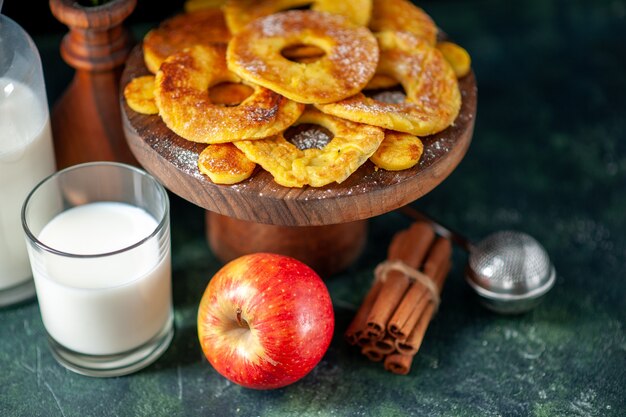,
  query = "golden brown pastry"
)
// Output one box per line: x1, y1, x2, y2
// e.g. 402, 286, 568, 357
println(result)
364, 73, 400, 90
143, 9, 231, 74
369, 0, 437, 45
198, 143, 256, 184
123, 75, 158, 115
437, 41, 472, 78
280, 44, 327, 63
233, 107, 384, 187
370, 131, 423, 171
223, 0, 373, 34
155, 44, 304, 143
207, 82, 255, 106
316, 31, 461, 136
227, 10, 378, 104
